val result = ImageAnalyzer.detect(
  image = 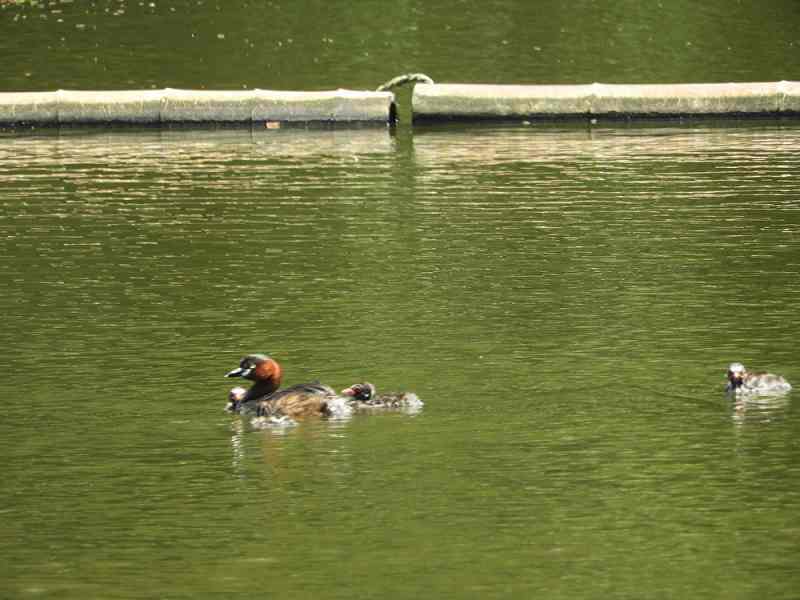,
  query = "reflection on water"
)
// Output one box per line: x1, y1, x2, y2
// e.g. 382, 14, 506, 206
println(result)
415, 125, 800, 170
2, 124, 800, 599
732, 393, 792, 427
0, 126, 395, 165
